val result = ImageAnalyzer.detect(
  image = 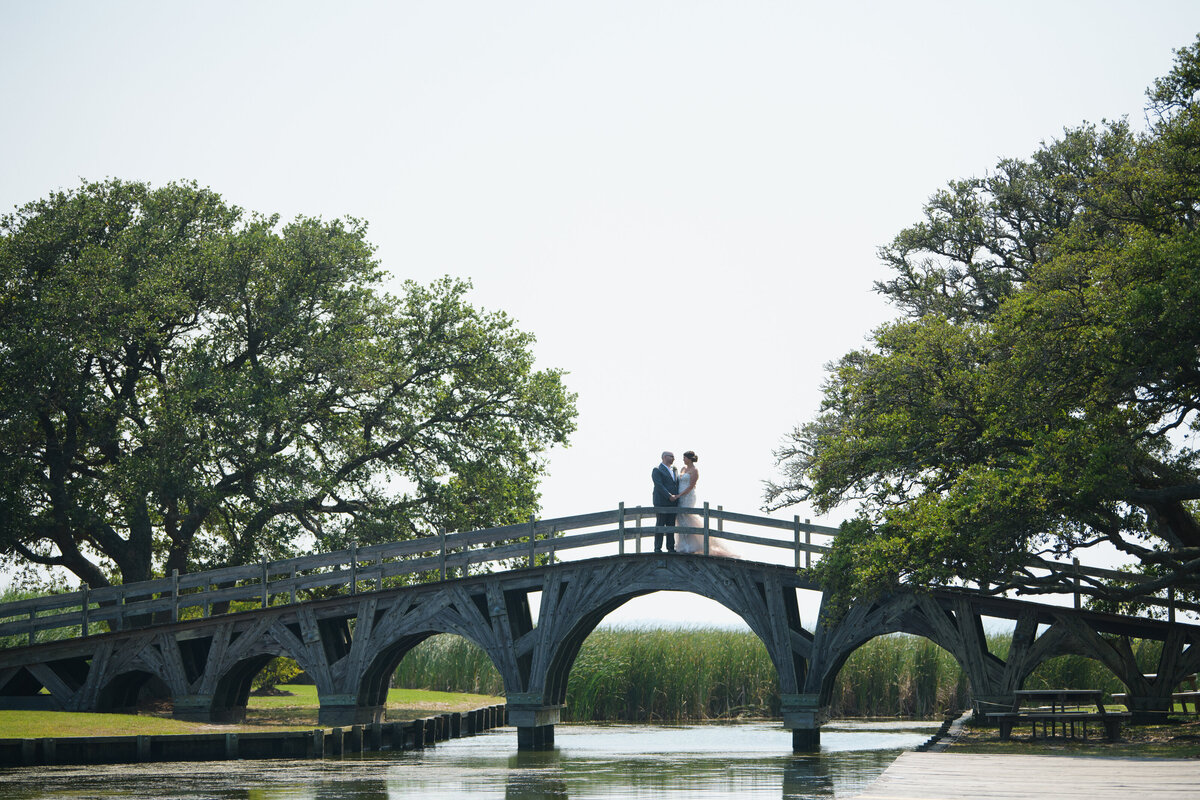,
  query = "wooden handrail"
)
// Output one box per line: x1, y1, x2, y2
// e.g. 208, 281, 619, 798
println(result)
0, 503, 1187, 645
